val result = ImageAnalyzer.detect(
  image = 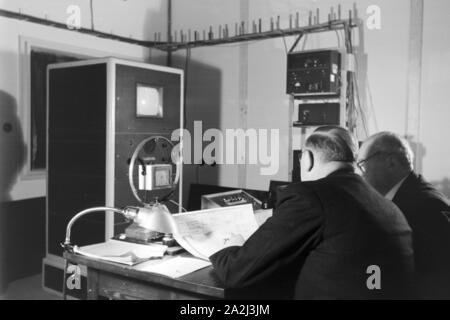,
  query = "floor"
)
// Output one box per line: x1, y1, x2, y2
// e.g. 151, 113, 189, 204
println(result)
0, 274, 60, 300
